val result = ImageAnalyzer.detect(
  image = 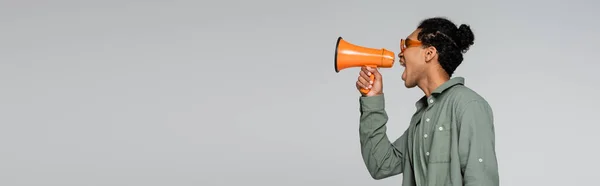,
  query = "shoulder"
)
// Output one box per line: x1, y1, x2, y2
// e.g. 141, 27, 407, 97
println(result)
445, 84, 492, 115
444, 85, 495, 133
